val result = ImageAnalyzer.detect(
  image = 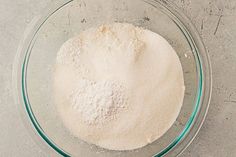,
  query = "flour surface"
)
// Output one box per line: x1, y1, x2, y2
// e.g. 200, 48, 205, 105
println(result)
54, 23, 185, 150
